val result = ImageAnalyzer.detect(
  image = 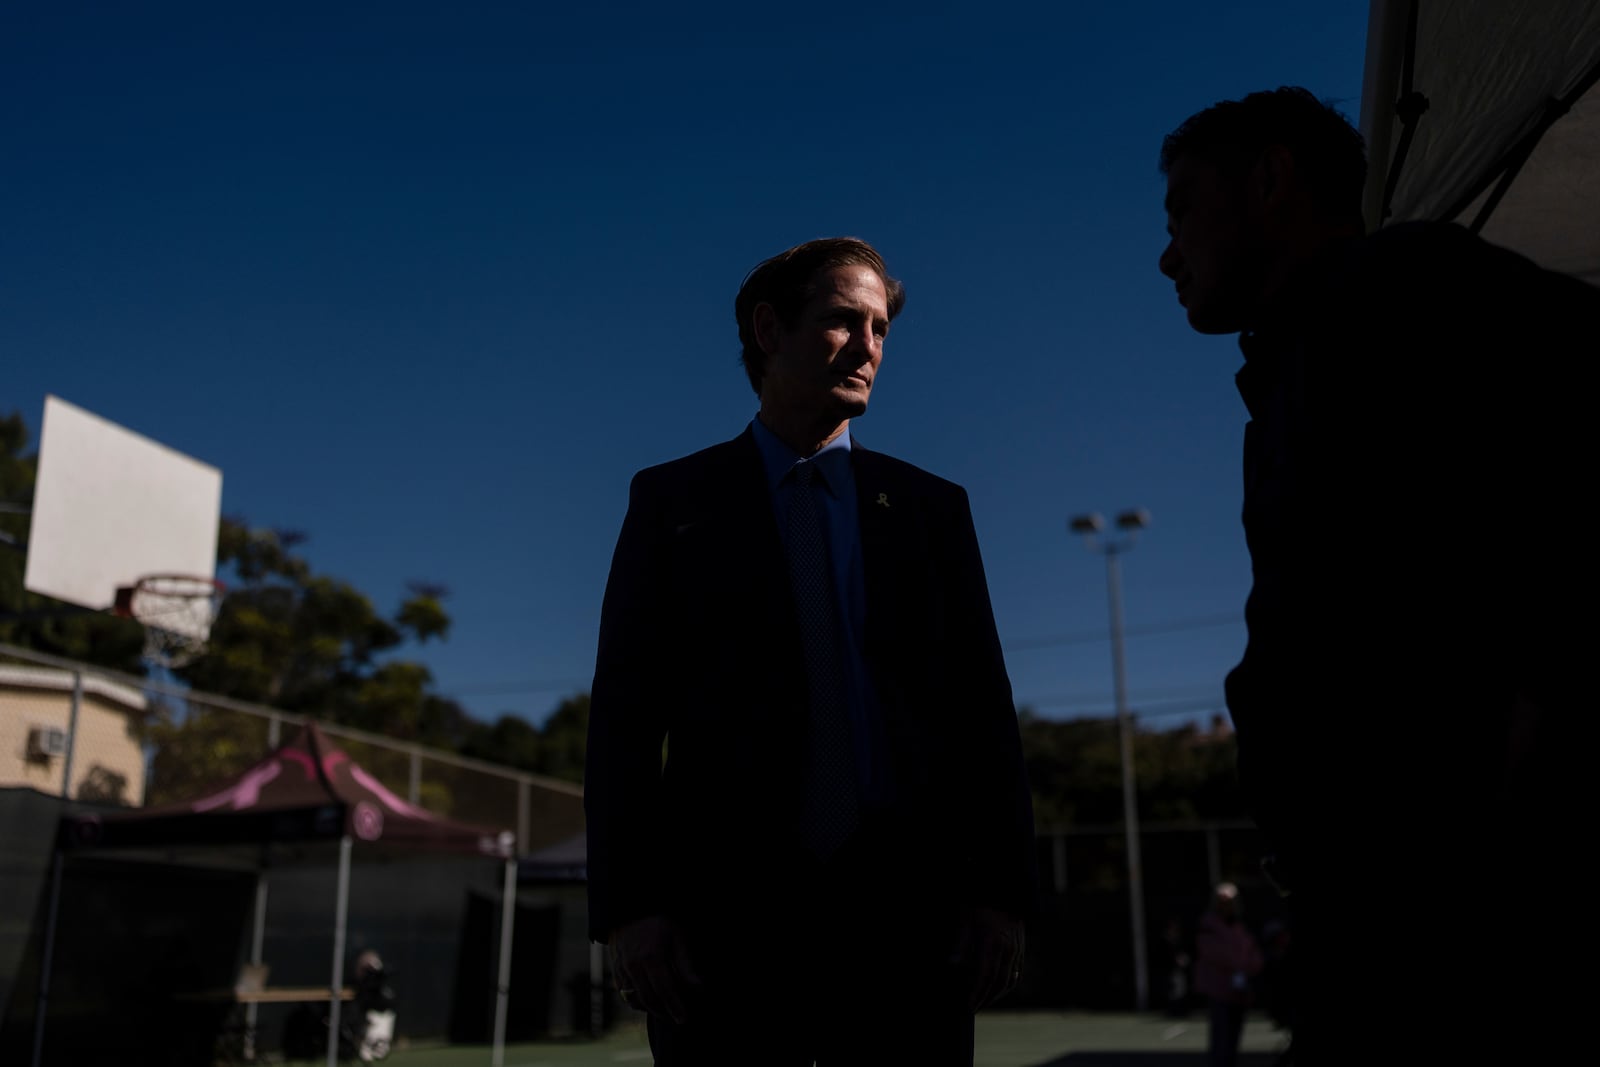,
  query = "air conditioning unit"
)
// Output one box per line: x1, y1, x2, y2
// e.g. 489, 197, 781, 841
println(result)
26, 726, 69, 760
